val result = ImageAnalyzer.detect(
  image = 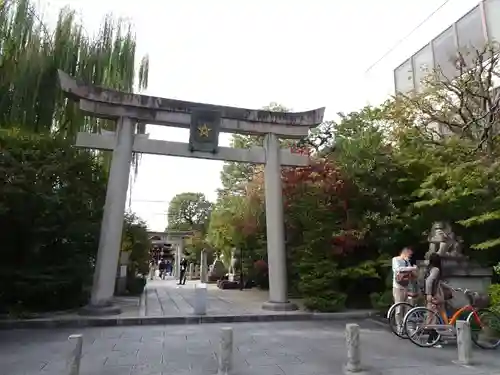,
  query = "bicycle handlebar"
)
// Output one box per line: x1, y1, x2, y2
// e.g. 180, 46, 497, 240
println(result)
451, 287, 476, 295
436, 282, 477, 296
